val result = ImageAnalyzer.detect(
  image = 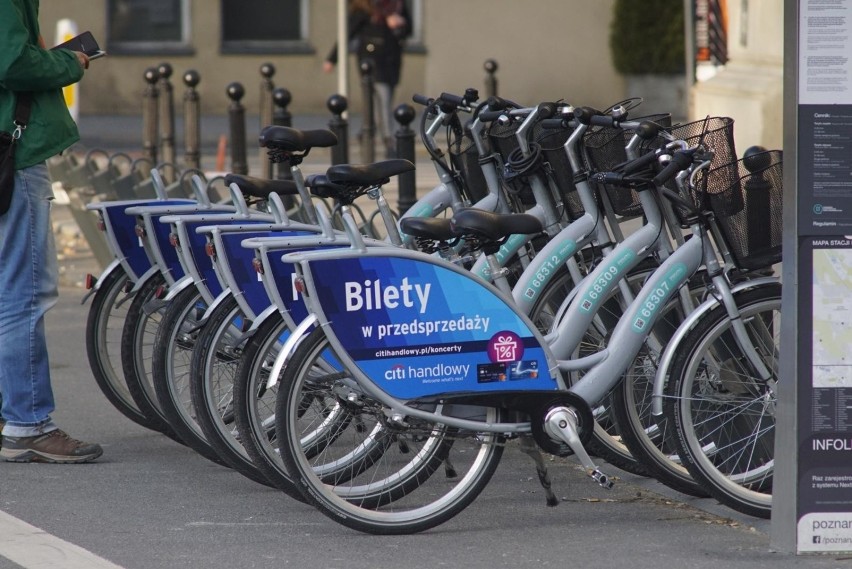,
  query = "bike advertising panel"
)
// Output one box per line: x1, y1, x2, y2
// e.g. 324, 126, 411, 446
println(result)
795, 0, 852, 552
304, 254, 559, 400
